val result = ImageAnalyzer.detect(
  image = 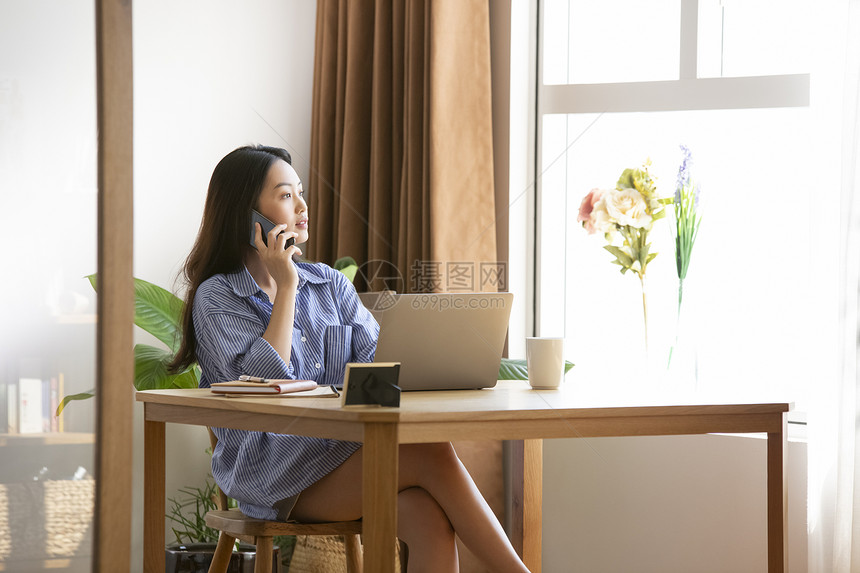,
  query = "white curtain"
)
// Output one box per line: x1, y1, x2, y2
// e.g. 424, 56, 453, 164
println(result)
809, 0, 860, 570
